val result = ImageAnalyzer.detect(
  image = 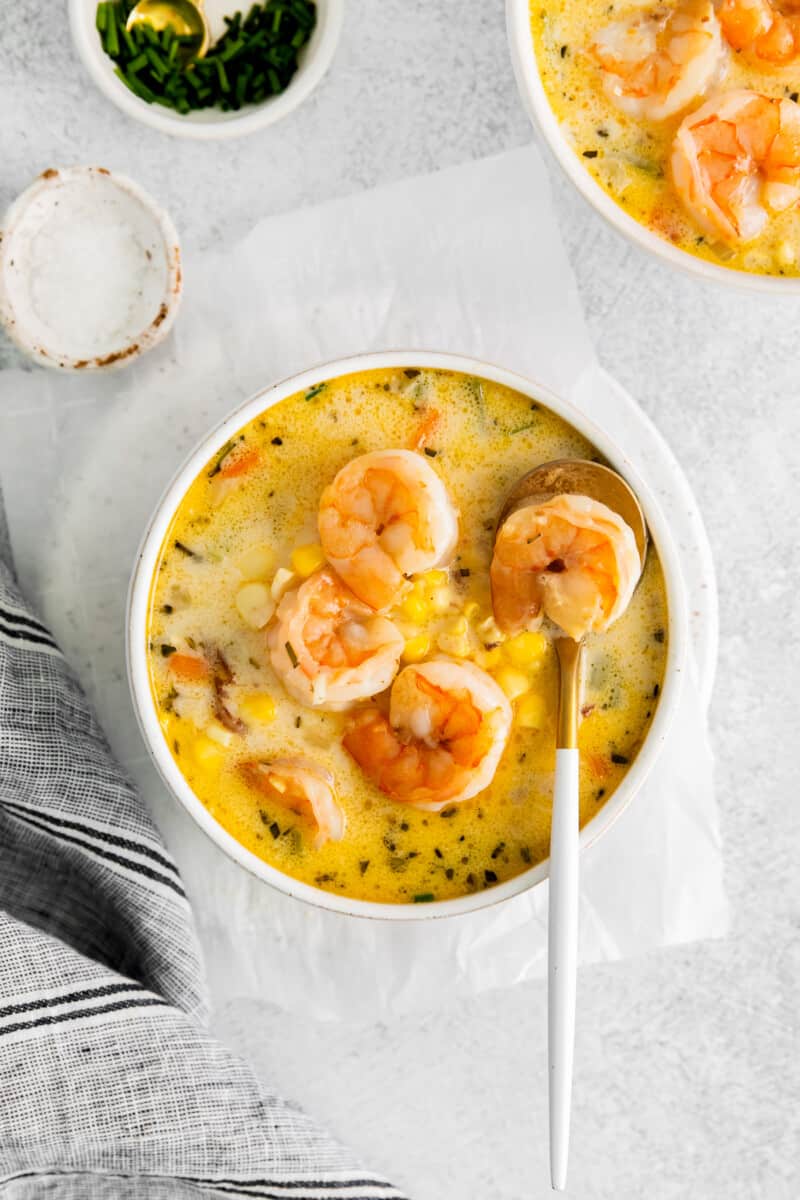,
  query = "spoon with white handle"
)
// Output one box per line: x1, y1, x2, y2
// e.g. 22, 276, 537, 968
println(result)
495, 459, 647, 1192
